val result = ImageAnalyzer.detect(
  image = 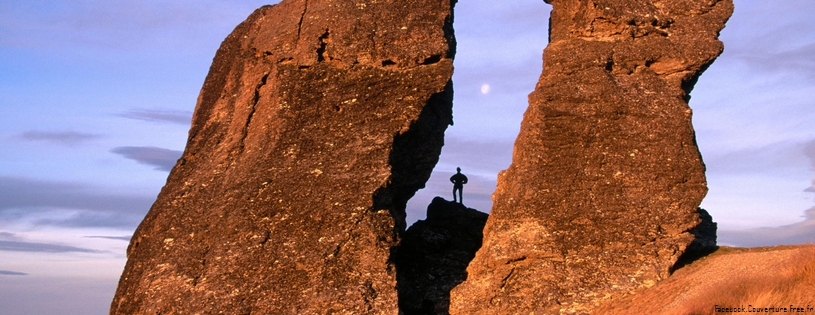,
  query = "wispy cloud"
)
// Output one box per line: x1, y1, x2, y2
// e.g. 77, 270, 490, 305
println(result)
719, 209, 815, 247
110, 146, 182, 171
0, 231, 101, 253
720, 139, 815, 247
440, 137, 515, 176
0, 176, 153, 228
721, 1, 815, 81
730, 43, 815, 83
805, 139, 815, 169
0, 176, 152, 214
118, 109, 192, 125
703, 140, 813, 175
0, 240, 101, 253
0, 270, 28, 276
805, 141, 815, 193
84, 235, 131, 242
0, 0, 280, 52
34, 211, 143, 228
14, 131, 100, 147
